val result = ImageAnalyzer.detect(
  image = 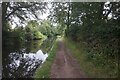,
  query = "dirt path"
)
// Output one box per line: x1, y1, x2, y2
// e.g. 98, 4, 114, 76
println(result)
50, 40, 86, 78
